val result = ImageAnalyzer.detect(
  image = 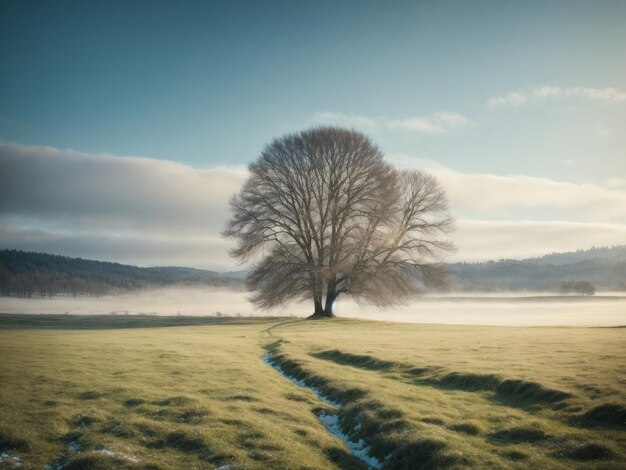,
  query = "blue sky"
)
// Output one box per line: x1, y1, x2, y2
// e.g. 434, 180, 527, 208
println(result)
2, 1, 625, 177
1, 1, 625, 267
